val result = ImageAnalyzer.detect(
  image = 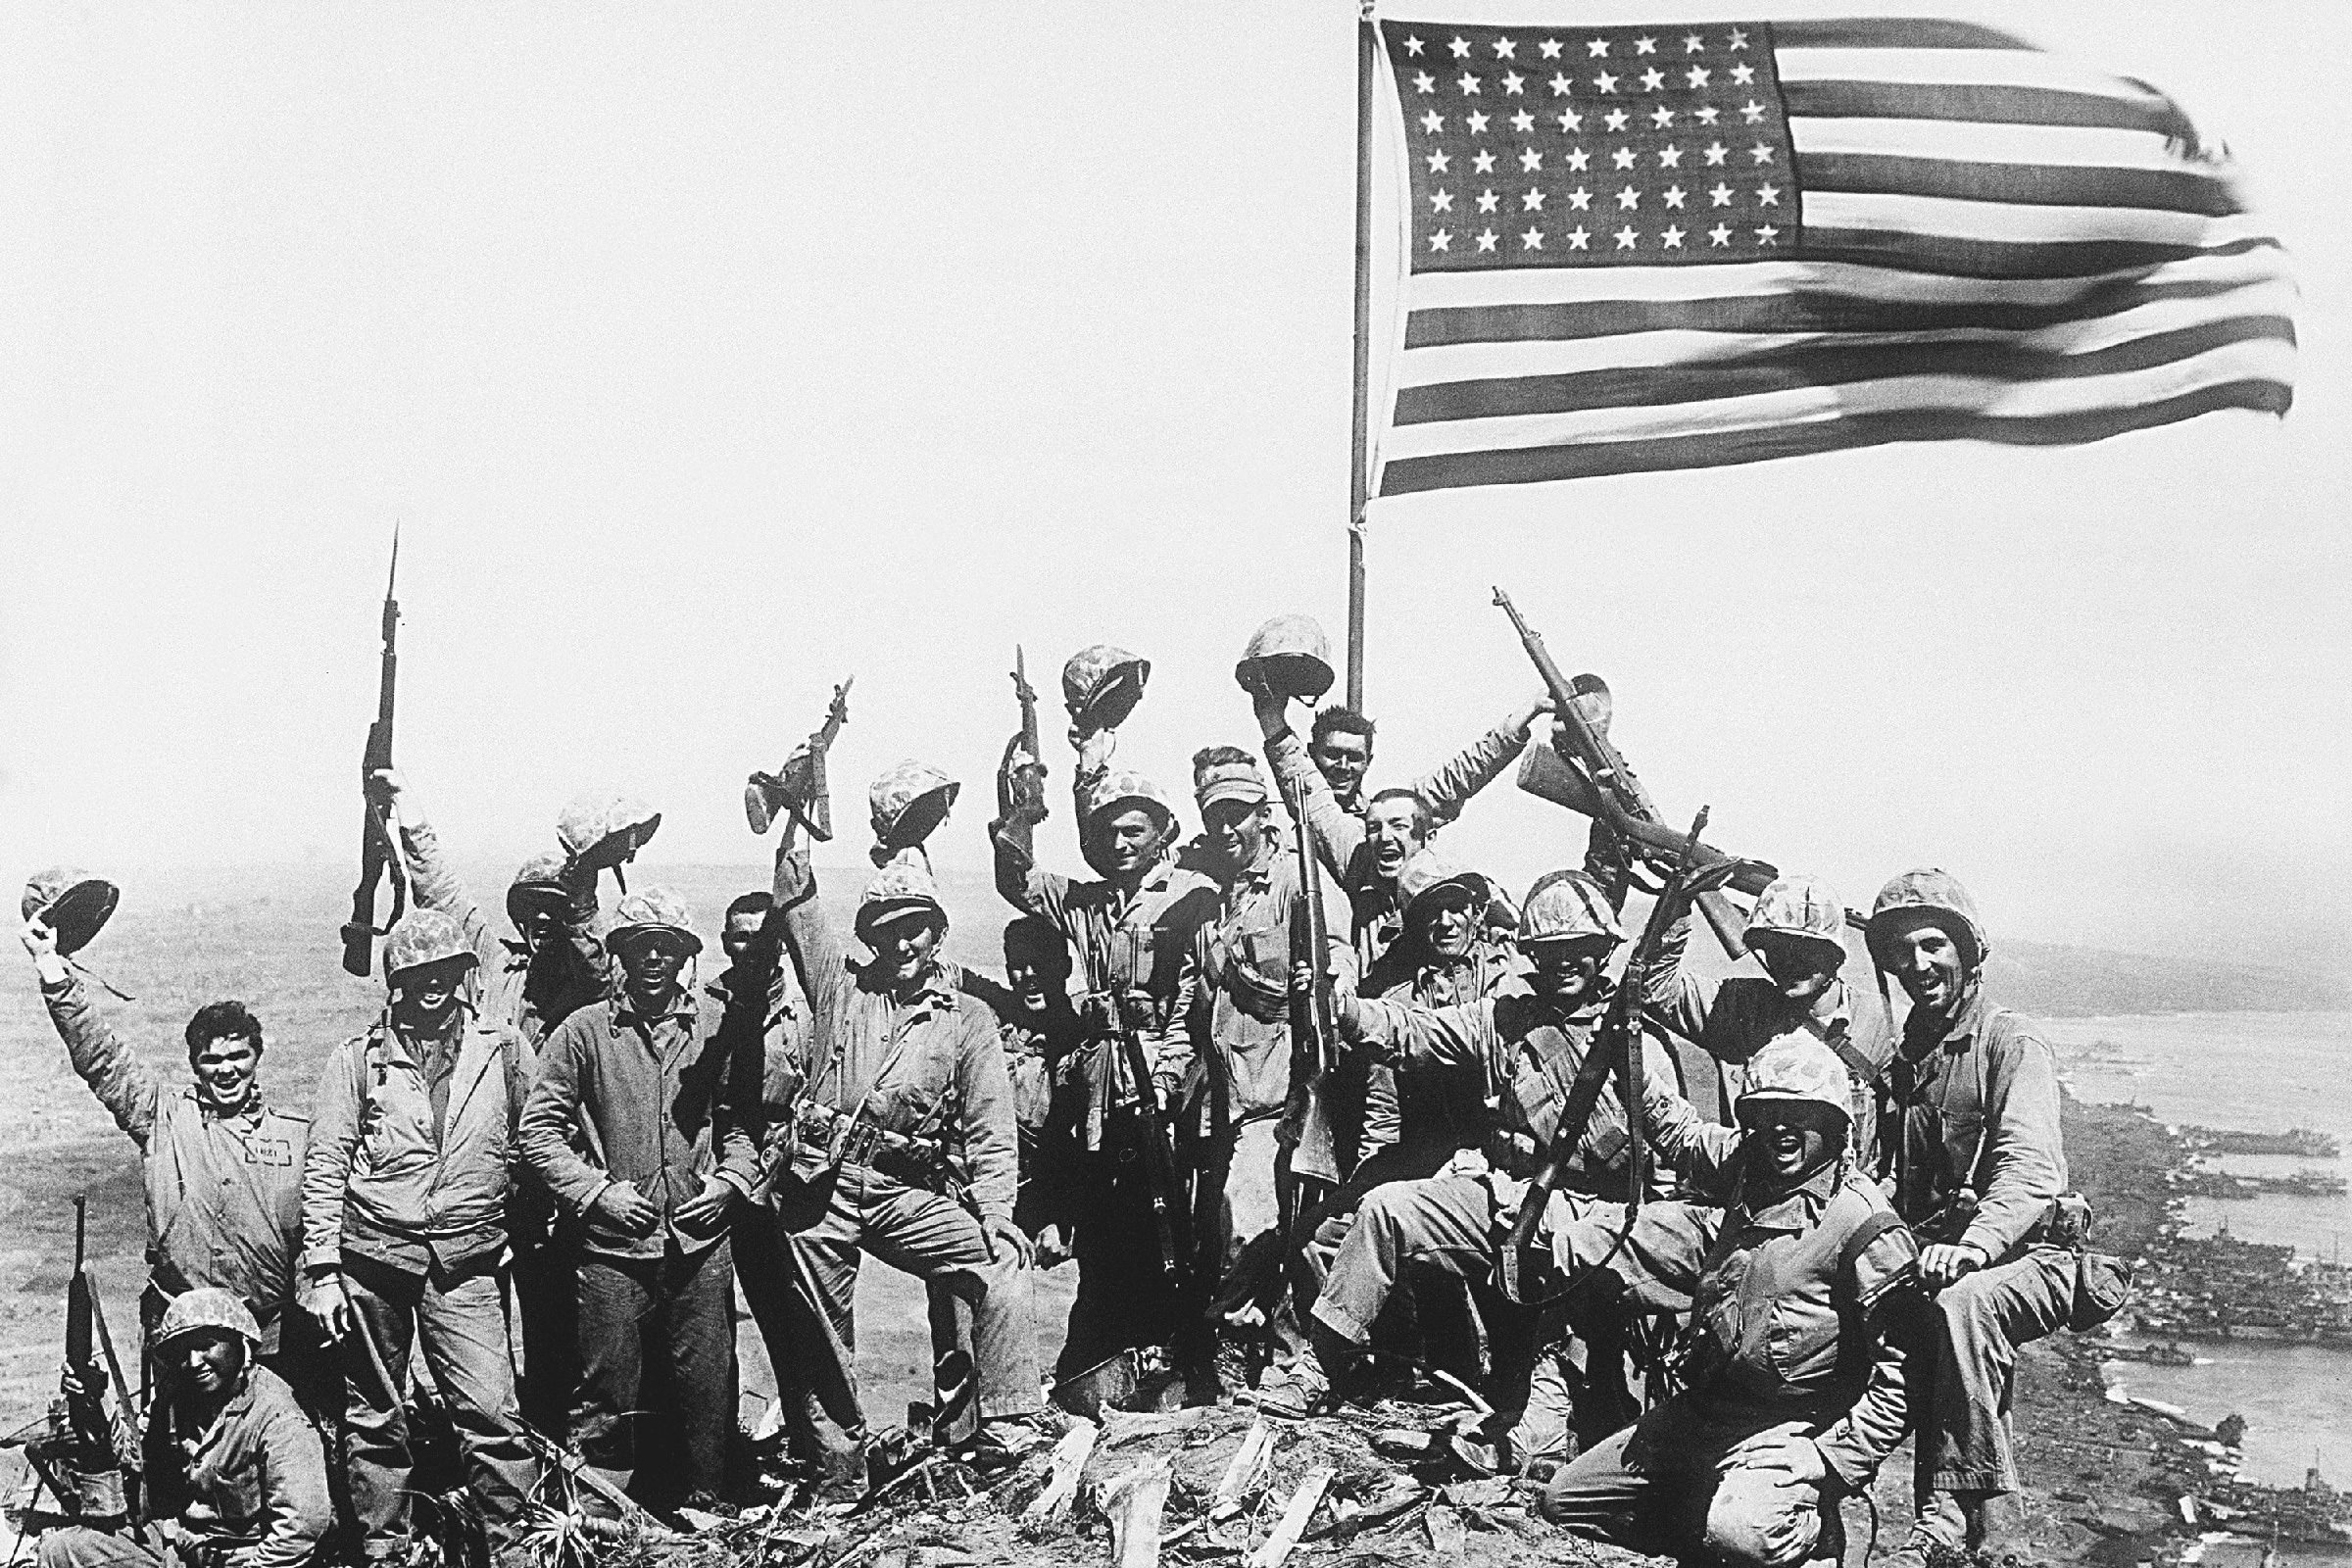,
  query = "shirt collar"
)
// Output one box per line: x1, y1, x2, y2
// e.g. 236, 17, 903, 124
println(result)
1902, 980, 1987, 1057
1737, 1157, 1842, 1231
613, 989, 697, 1027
